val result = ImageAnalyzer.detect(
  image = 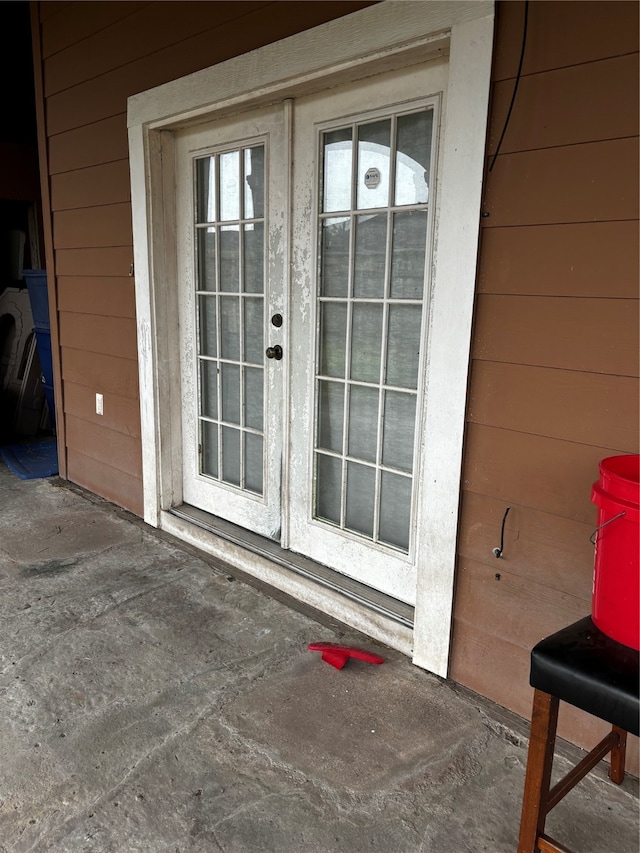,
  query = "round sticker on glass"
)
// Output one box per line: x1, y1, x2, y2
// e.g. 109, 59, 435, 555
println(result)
364, 167, 381, 189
